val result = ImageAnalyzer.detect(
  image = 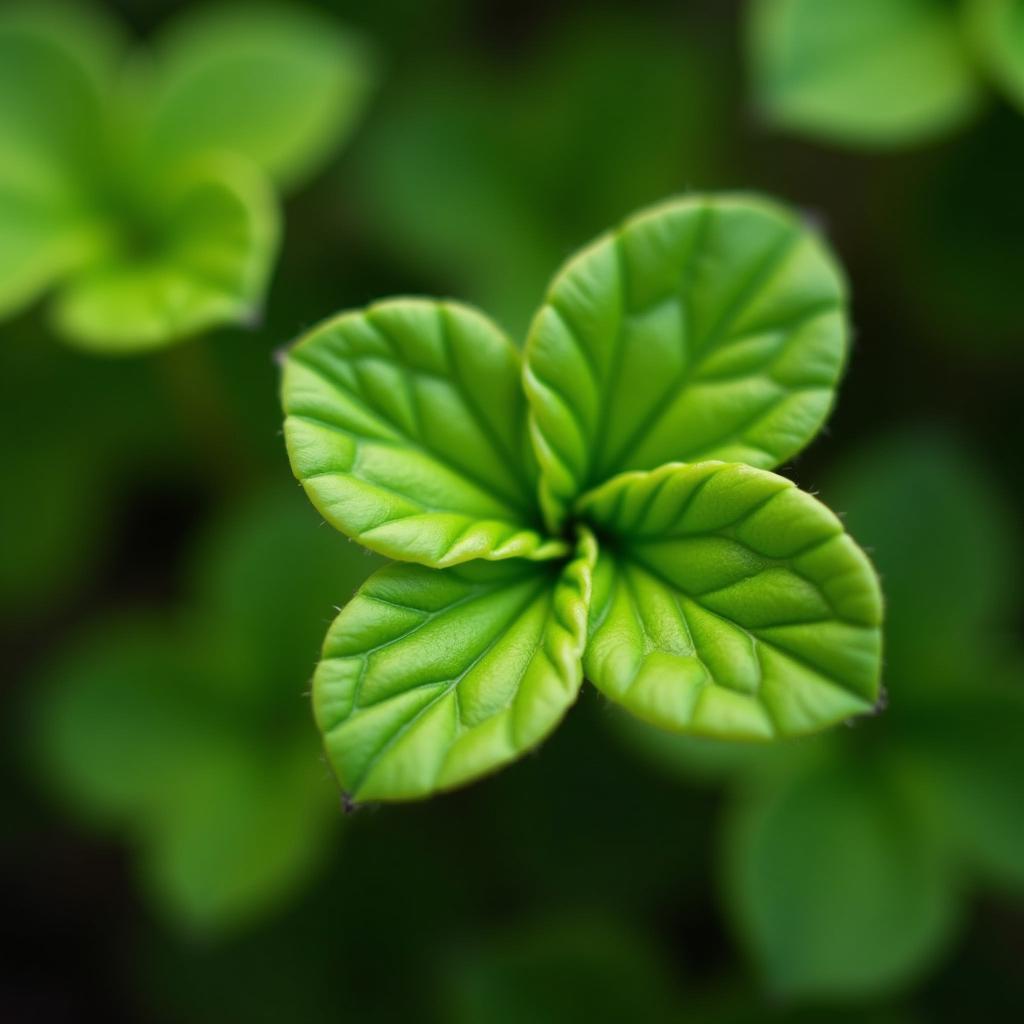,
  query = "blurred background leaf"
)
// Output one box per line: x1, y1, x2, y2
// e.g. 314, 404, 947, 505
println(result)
747, 0, 980, 148
30, 488, 380, 933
